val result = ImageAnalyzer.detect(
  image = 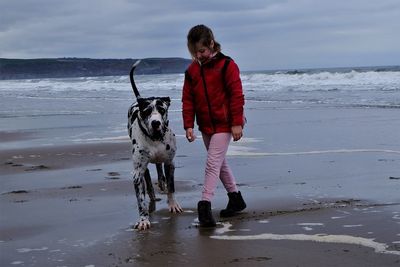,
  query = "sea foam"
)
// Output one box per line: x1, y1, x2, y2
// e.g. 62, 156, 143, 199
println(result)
211, 232, 400, 256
